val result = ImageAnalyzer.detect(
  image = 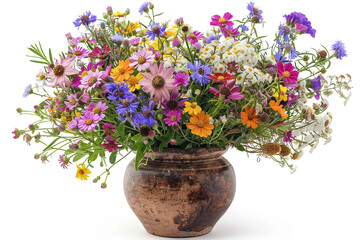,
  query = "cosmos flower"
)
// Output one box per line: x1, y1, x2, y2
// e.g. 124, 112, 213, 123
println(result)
140, 62, 175, 102
209, 73, 234, 83
210, 12, 234, 28
88, 45, 110, 58
277, 61, 299, 84
84, 101, 108, 120
187, 31, 204, 44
